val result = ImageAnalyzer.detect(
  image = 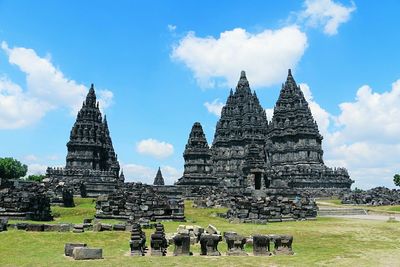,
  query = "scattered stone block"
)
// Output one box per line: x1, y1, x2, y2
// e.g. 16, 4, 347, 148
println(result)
72, 247, 103, 260
64, 243, 87, 256
129, 223, 146, 256
150, 223, 168, 256
200, 234, 222, 256
113, 224, 126, 231
26, 224, 44, 232
173, 233, 192, 256
253, 235, 272, 256
73, 224, 84, 233
224, 232, 248, 256
271, 235, 294, 255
